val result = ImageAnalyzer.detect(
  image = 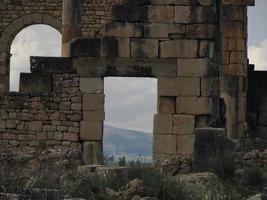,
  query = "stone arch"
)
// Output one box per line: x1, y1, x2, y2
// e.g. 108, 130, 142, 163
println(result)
0, 13, 61, 54
0, 13, 61, 92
